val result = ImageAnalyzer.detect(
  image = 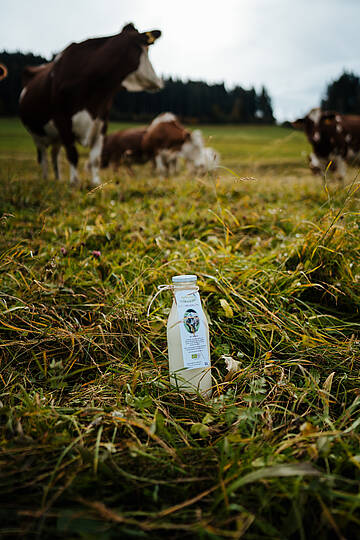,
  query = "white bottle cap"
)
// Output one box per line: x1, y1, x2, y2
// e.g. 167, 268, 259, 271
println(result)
172, 274, 198, 284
